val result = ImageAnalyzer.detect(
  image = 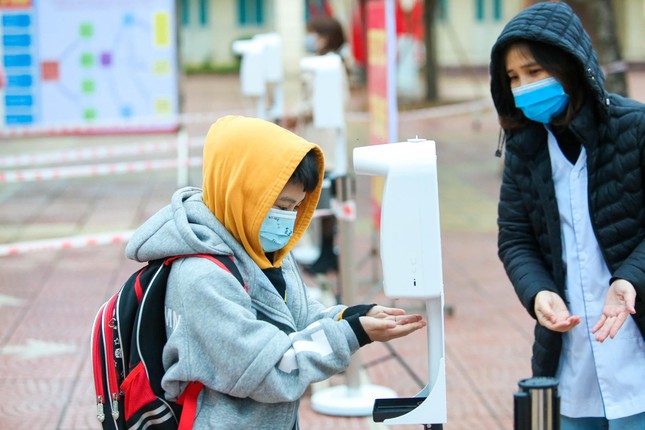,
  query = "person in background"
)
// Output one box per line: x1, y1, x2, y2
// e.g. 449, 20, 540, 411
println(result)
490, 2, 645, 429
305, 14, 347, 57
285, 14, 351, 275
125, 115, 426, 429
